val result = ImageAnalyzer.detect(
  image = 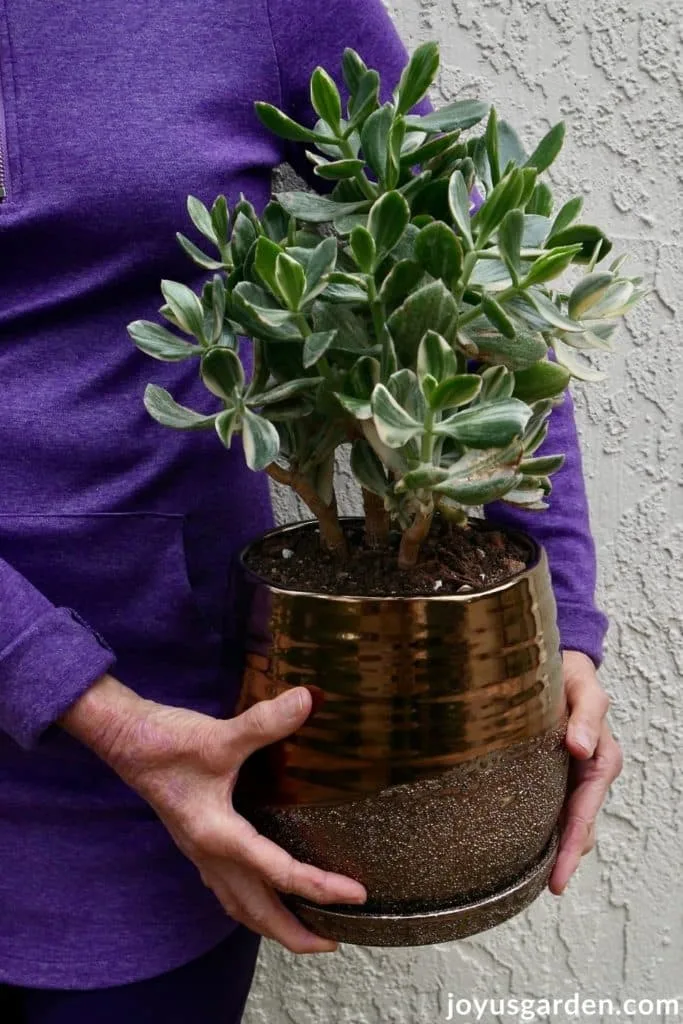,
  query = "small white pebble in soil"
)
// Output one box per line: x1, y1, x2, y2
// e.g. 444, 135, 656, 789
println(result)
458, 584, 473, 593
476, 548, 486, 559
281, 548, 294, 560
433, 580, 443, 592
